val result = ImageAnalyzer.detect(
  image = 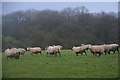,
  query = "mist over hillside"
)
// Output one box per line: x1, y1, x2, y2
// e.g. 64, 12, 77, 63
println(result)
2, 6, 118, 50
